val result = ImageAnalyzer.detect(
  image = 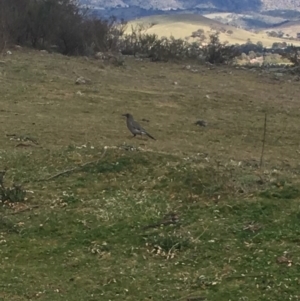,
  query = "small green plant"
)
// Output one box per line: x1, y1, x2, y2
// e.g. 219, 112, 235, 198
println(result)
61, 192, 81, 205
0, 169, 26, 203
144, 231, 191, 259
